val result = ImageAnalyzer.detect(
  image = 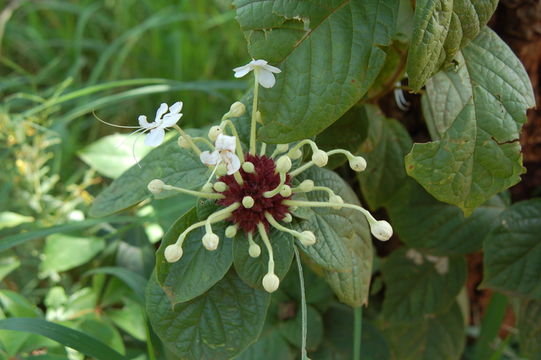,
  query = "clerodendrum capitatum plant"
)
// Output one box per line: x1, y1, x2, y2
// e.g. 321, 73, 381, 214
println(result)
88, 1, 538, 359
93, 58, 391, 359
